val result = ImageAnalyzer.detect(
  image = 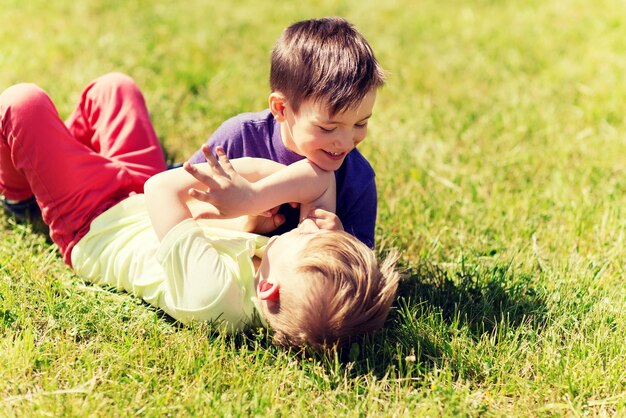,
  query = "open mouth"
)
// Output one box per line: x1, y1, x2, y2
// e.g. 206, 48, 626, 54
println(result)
323, 150, 345, 159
